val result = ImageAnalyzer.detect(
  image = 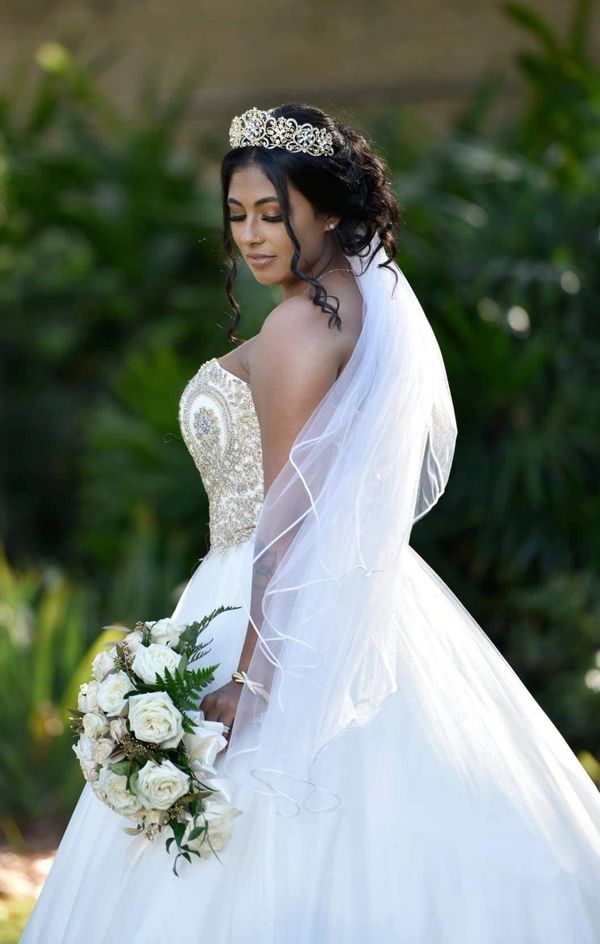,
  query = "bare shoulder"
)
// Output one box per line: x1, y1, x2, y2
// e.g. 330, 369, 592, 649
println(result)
247, 296, 345, 491
250, 297, 337, 390
261, 293, 342, 348
251, 294, 345, 388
